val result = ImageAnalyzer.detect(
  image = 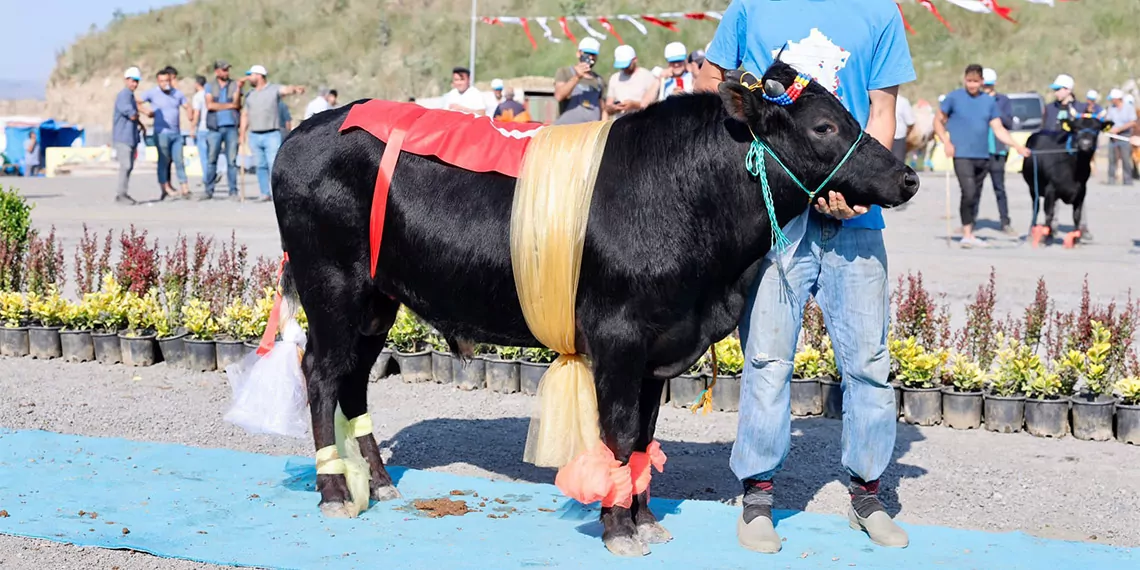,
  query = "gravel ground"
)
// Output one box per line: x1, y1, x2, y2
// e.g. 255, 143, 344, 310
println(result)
2, 357, 1139, 569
